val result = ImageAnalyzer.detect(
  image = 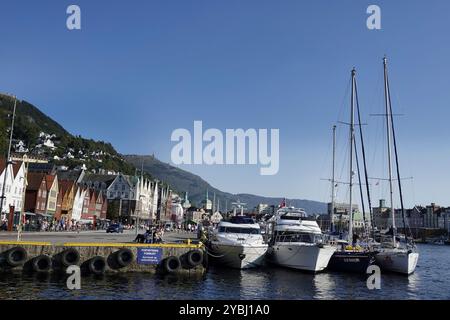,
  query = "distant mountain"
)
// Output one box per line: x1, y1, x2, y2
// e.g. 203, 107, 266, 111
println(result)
124, 155, 327, 214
